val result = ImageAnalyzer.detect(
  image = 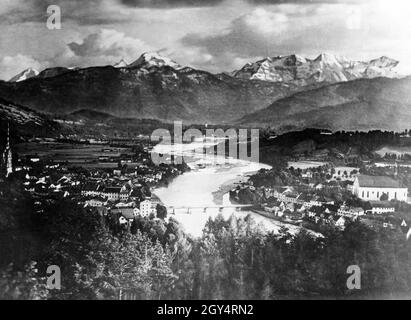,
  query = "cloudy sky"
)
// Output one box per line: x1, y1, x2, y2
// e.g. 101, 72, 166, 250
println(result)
0, 0, 411, 80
